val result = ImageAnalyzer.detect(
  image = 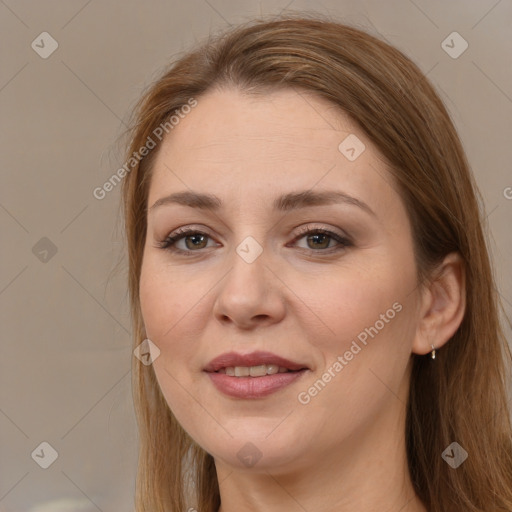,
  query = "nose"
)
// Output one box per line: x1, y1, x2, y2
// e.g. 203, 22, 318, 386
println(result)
212, 242, 286, 330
